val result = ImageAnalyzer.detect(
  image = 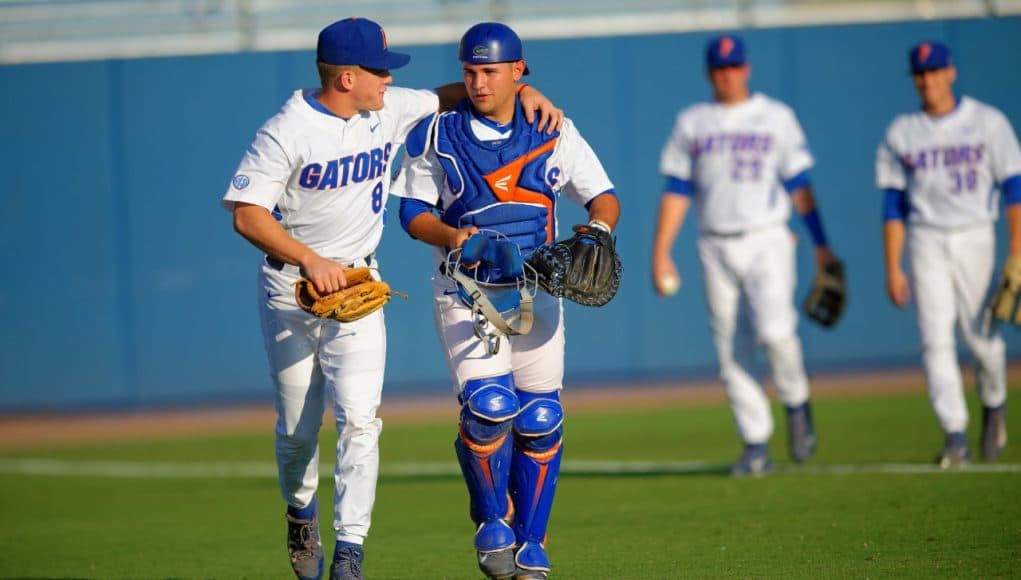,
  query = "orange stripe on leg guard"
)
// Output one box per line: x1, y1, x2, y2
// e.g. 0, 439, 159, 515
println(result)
460, 427, 509, 456
522, 440, 562, 462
